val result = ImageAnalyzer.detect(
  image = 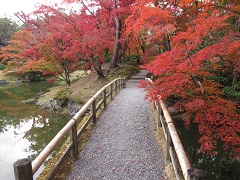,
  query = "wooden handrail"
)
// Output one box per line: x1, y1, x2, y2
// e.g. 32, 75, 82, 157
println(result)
13, 77, 126, 180
145, 78, 206, 180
